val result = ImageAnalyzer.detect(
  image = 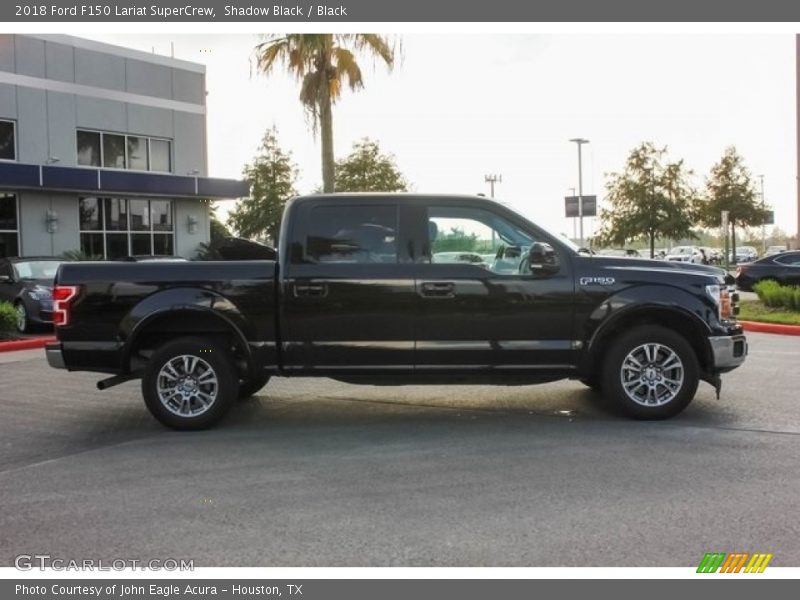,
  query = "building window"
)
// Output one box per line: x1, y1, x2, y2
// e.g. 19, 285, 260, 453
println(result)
149, 138, 171, 173
0, 120, 16, 161
0, 193, 19, 258
76, 130, 172, 173
79, 197, 175, 259
102, 133, 126, 169
76, 130, 101, 166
